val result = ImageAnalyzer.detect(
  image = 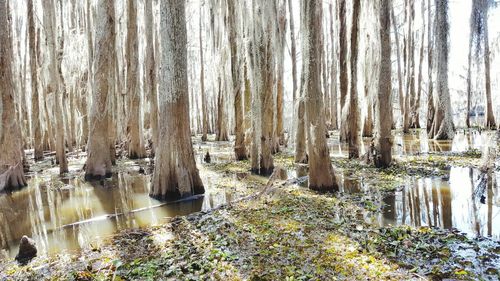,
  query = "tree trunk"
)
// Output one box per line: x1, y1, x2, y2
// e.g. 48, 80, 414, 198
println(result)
329, 4, 338, 130
200, 8, 208, 142
28, 0, 43, 161
429, 0, 454, 140
85, 0, 115, 180
301, 0, 338, 192
426, 0, 435, 132
288, 0, 298, 107
391, 5, 405, 130
339, 0, 349, 142
483, 15, 496, 129
0, 1, 27, 191
215, 77, 229, 141
126, 0, 145, 159
411, 0, 425, 129
347, 0, 361, 159
466, 29, 472, 128
294, 99, 308, 163
44, 0, 68, 175
276, 2, 286, 147
373, 0, 393, 168
227, 0, 246, 160
145, 0, 158, 153
151, 0, 204, 200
